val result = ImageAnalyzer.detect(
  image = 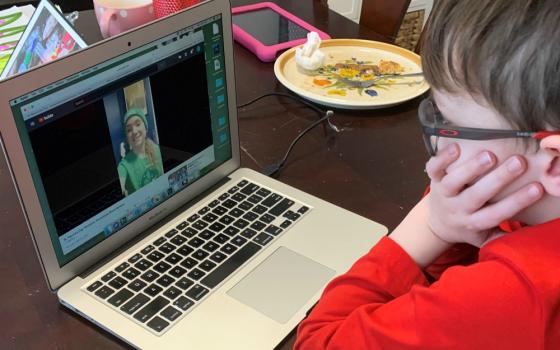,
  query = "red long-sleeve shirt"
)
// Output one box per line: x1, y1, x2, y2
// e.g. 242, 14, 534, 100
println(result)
295, 218, 560, 349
